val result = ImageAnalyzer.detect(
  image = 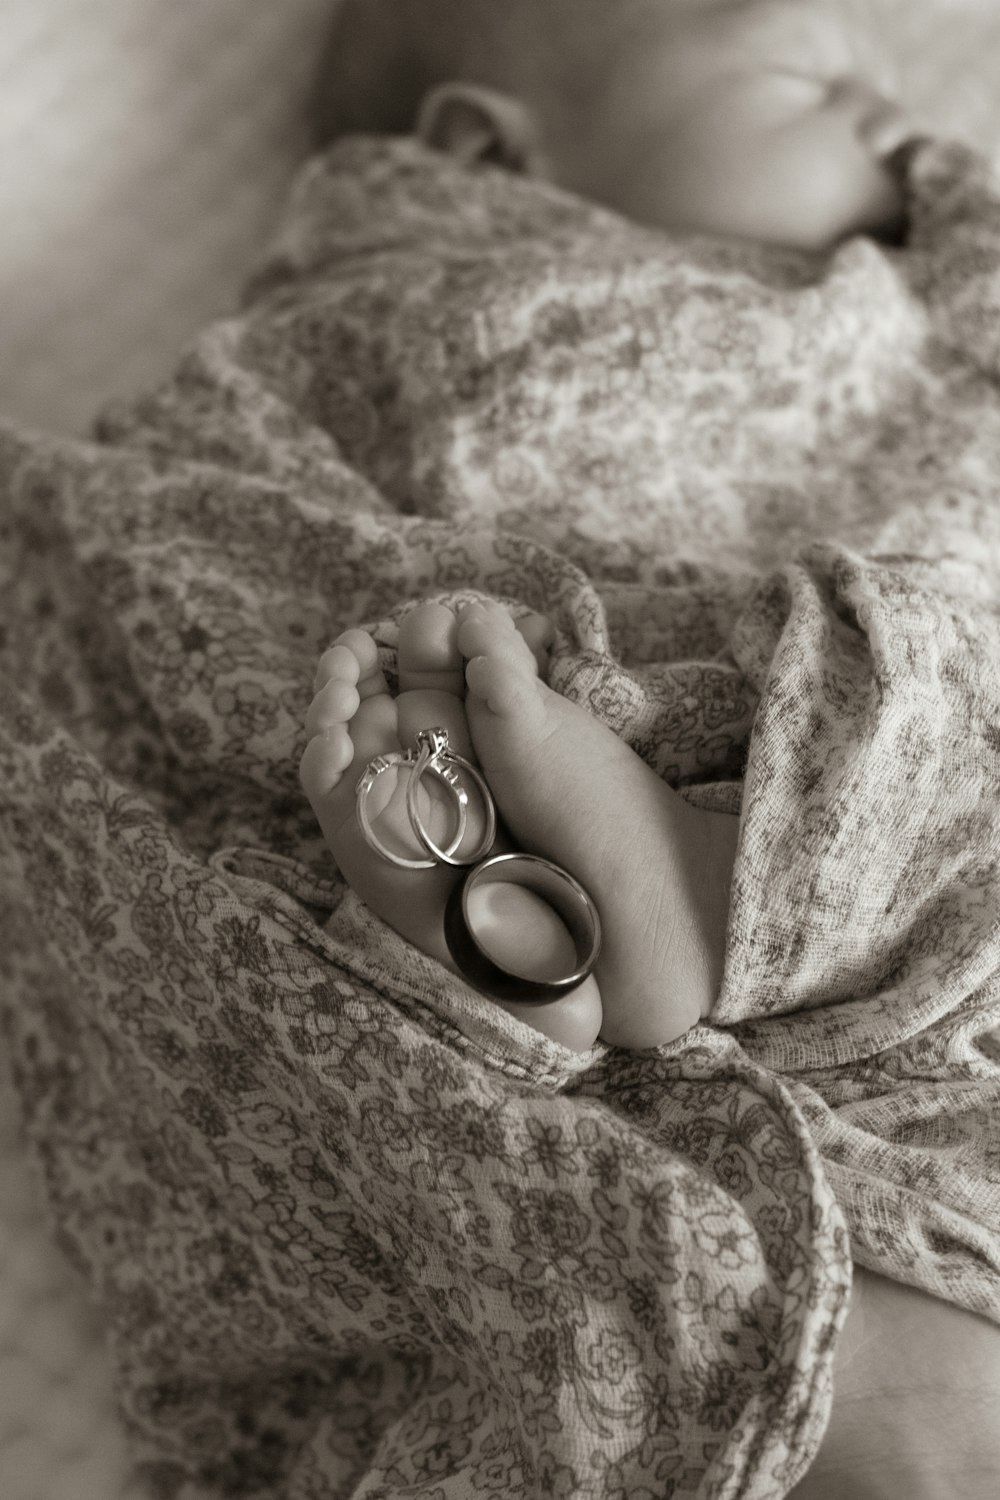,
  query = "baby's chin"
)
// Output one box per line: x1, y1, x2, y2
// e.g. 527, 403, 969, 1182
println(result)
746, 178, 908, 253
624, 155, 910, 254
769, 158, 910, 253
